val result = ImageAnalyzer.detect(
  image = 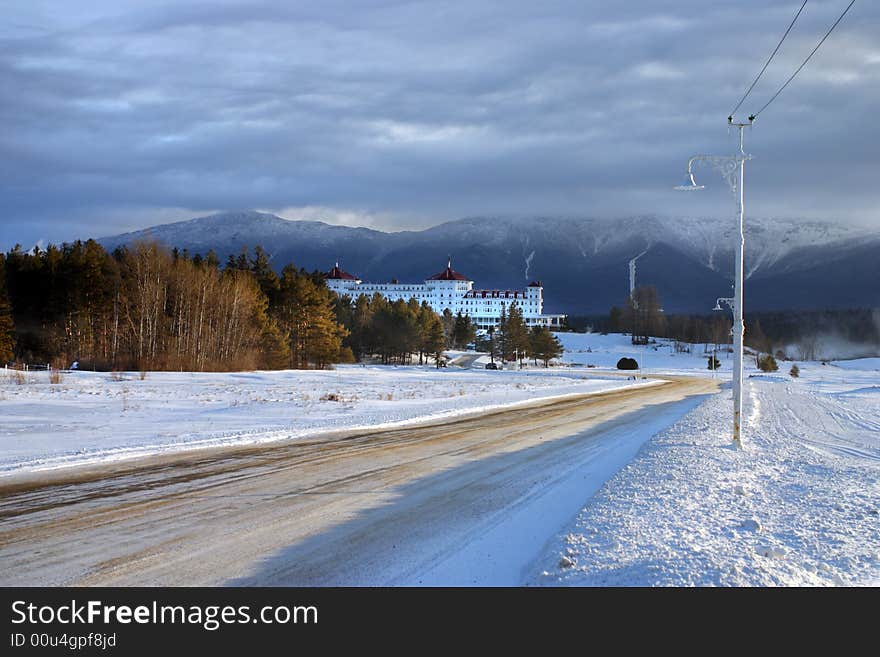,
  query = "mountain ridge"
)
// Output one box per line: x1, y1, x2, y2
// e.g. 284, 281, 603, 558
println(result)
96, 211, 880, 314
